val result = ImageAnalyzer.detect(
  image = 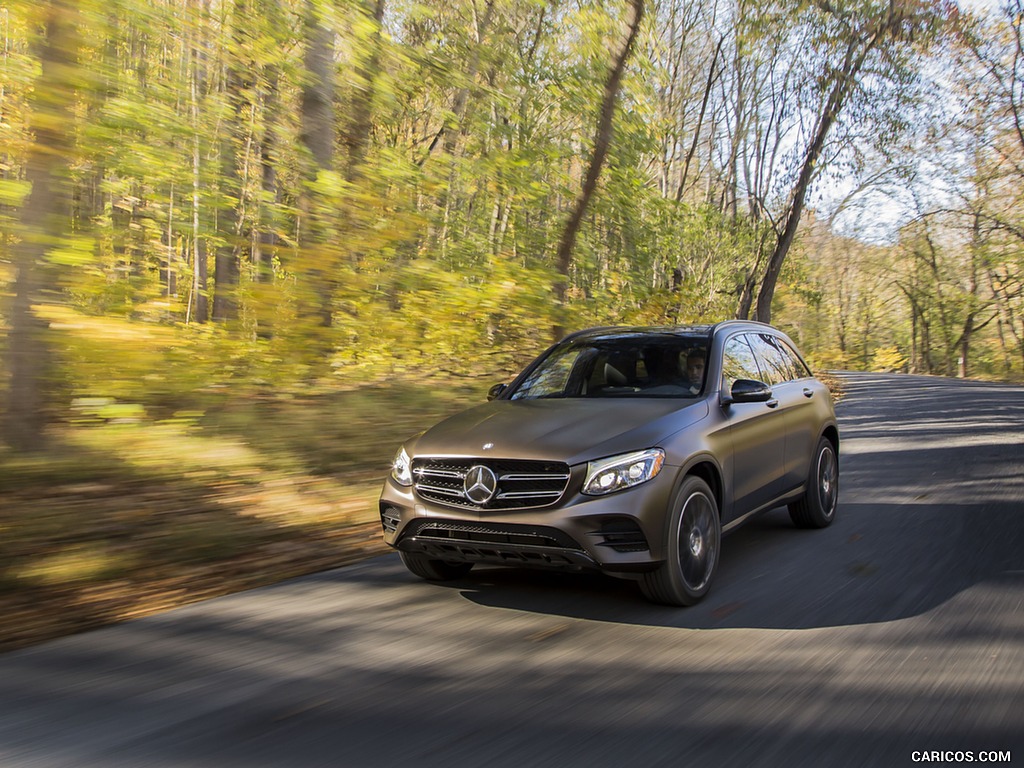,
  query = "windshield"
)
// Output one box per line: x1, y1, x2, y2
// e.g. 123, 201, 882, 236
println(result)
509, 335, 709, 400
